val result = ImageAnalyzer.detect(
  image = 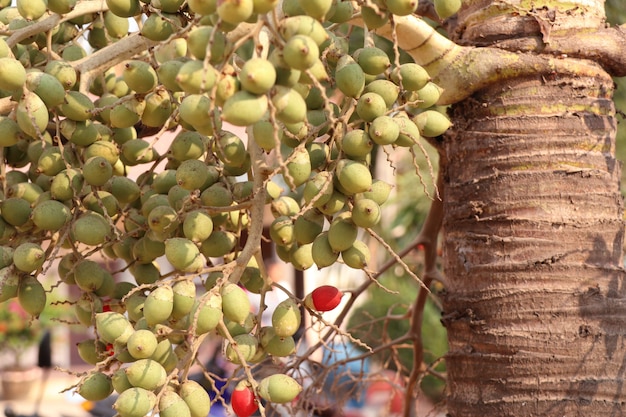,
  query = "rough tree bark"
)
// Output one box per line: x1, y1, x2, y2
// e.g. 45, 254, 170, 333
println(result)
439, 0, 626, 415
